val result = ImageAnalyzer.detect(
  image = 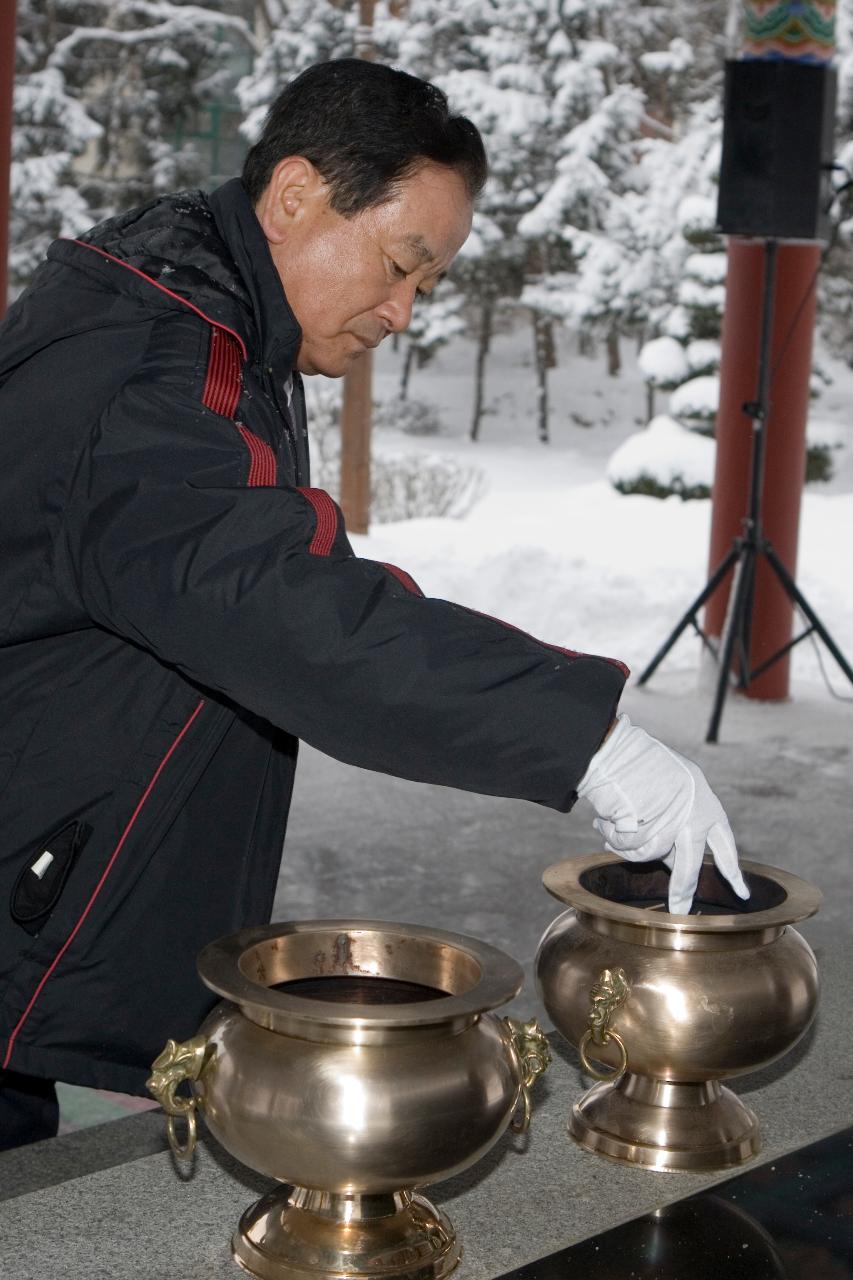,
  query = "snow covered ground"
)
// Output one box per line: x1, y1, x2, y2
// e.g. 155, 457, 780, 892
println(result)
357, 326, 853, 693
